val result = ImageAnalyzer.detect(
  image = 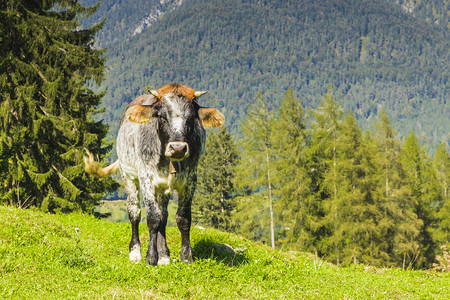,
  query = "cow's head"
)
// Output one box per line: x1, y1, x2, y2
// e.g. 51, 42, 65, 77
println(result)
126, 83, 224, 161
